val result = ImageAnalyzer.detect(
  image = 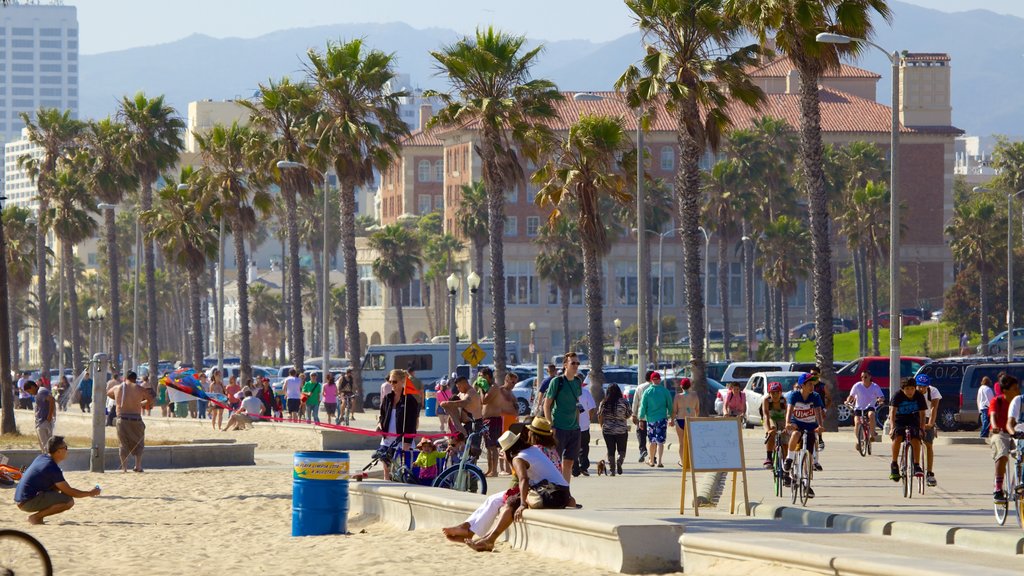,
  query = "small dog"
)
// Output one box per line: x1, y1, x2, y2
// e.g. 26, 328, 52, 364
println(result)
596, 460, 608, 476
